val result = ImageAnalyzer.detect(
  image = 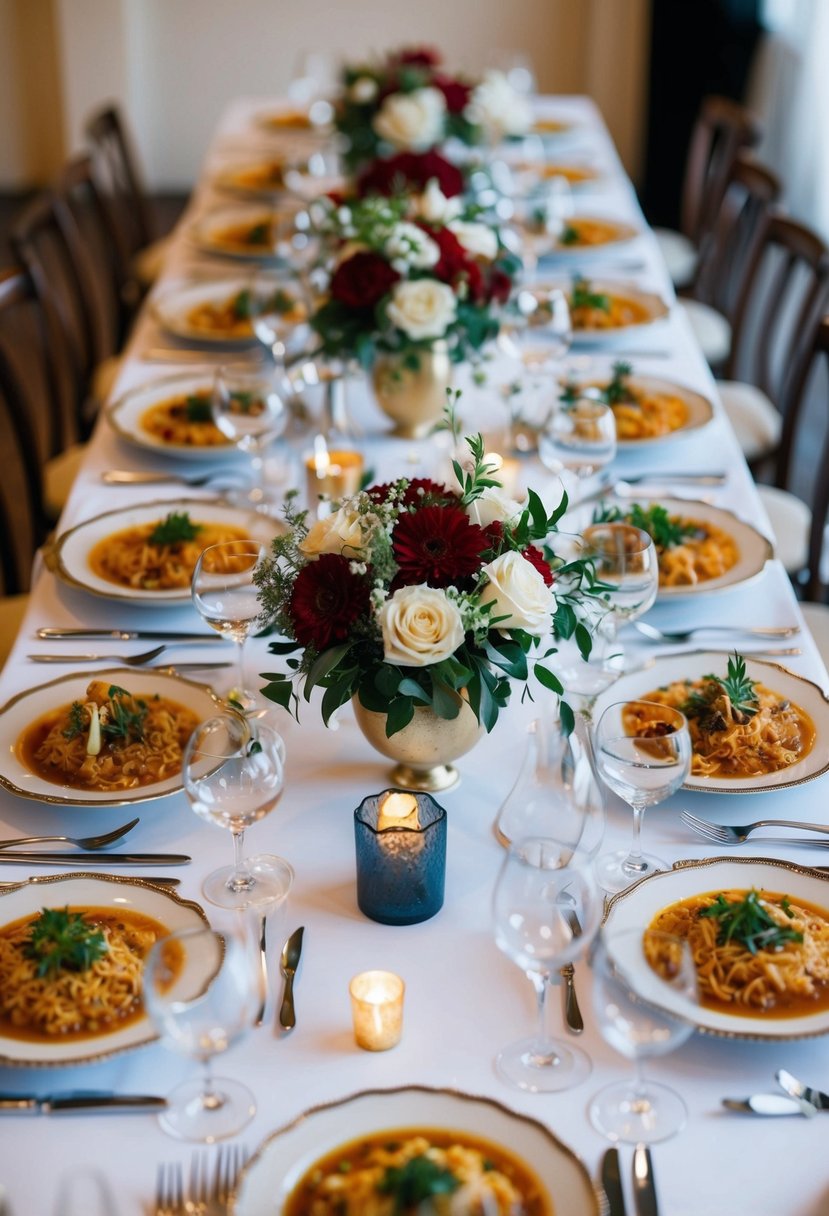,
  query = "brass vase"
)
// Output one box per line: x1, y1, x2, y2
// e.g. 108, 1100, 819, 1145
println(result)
371, 341, 453, 439
352, 693, 483, 792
